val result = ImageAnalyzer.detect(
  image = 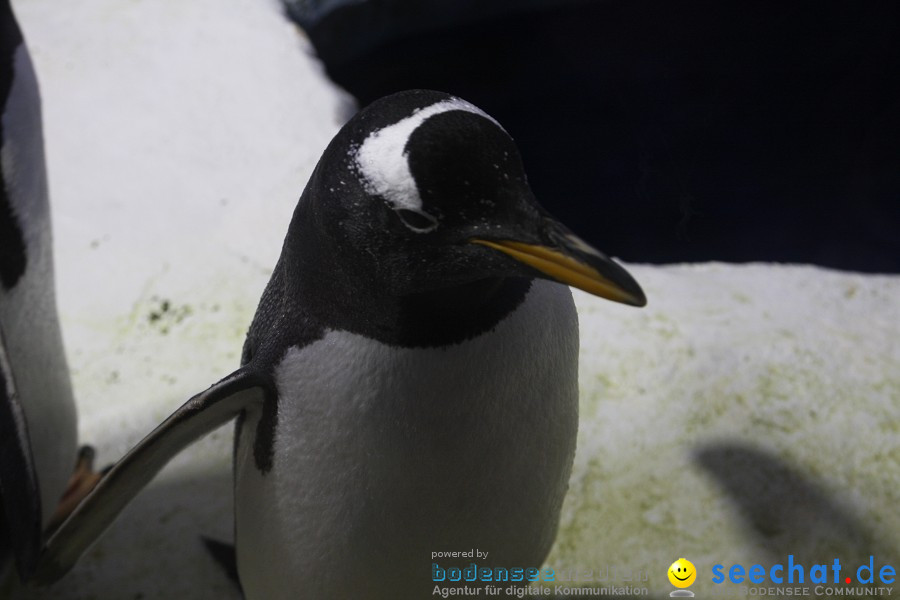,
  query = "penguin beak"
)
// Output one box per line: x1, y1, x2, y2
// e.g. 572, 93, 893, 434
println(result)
470, 223, 646, 307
